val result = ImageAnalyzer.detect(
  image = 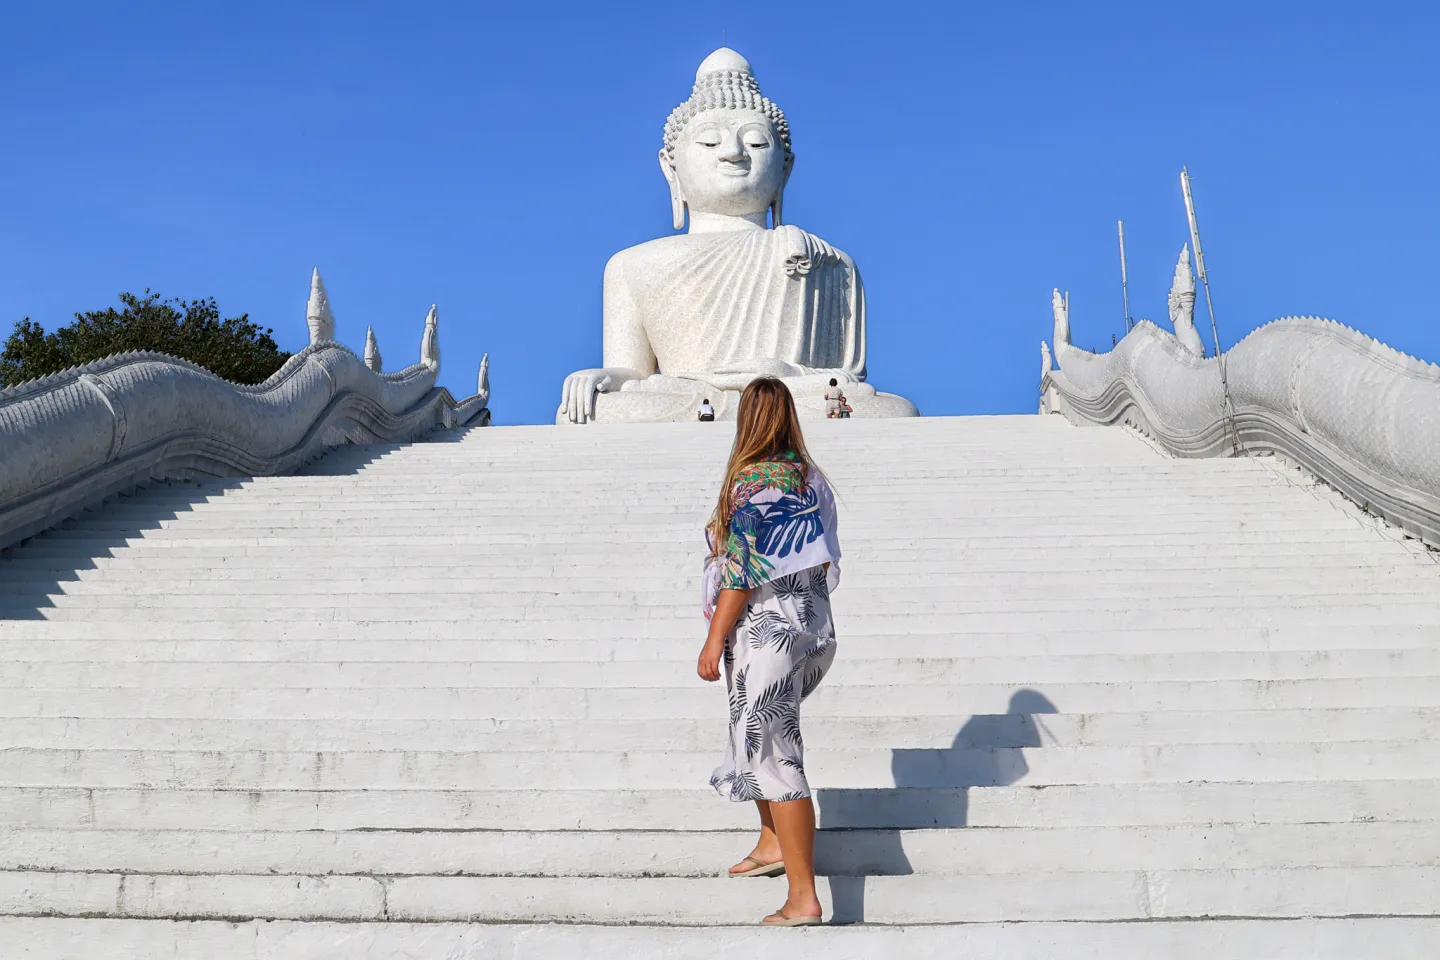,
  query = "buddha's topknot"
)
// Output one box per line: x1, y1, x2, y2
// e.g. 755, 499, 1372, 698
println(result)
662, 58, 793, 164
